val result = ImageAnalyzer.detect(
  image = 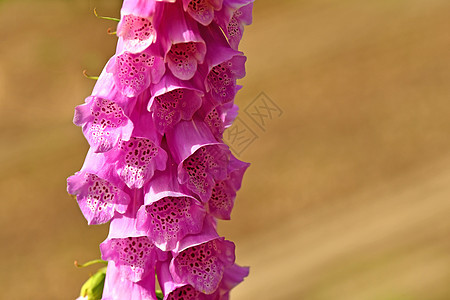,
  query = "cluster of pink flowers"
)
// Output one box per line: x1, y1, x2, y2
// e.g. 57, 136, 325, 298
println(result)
68, 0, 253, 299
